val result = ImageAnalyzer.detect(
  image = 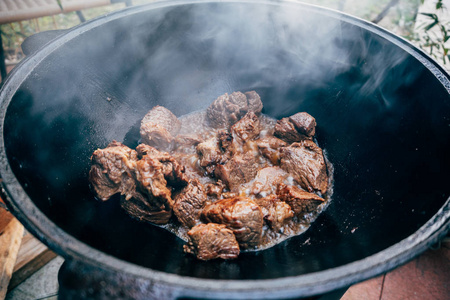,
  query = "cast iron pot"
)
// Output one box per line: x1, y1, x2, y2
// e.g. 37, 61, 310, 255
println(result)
1, 0, 450, 299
